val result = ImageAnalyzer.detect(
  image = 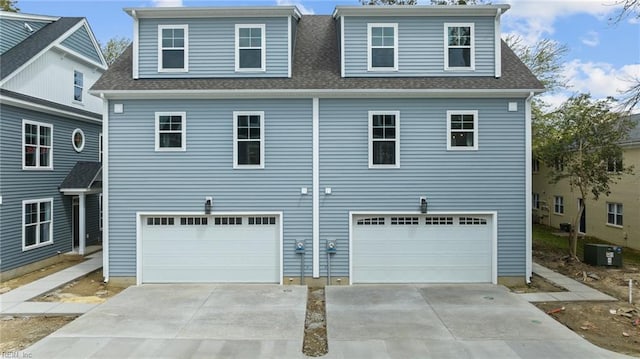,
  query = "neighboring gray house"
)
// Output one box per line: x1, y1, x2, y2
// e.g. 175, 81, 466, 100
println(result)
0, 11, 107, 279
91, 5, 544, 286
